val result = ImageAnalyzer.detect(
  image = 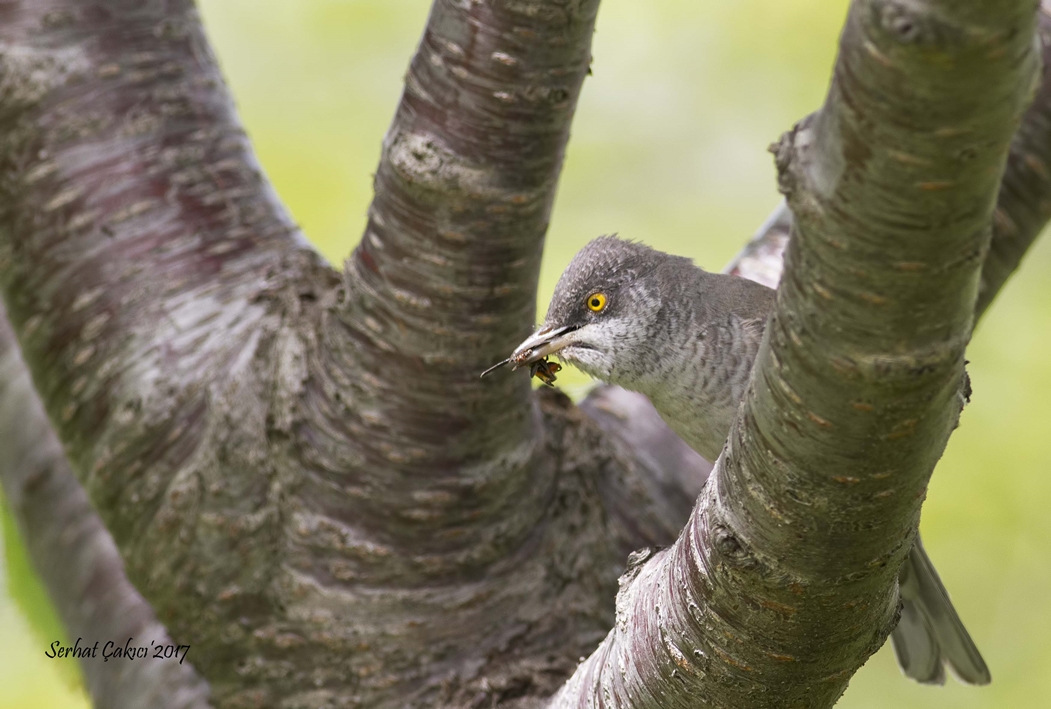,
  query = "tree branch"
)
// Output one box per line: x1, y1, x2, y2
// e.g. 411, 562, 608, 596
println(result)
580, 385, 710, 553
726, 199, 793, 289
0, 301, 212, 708
4, 0, 1048, 706
554, 2, 1041, 706
589, 1, 1051, 523
0, 0, 322, 528
2, 1, 644, 706
255, 5, 616, 652
332, 0, 601, 474
728, 2, 1051, 322
0, 3, 337, 702
980, 0, 1051, 317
